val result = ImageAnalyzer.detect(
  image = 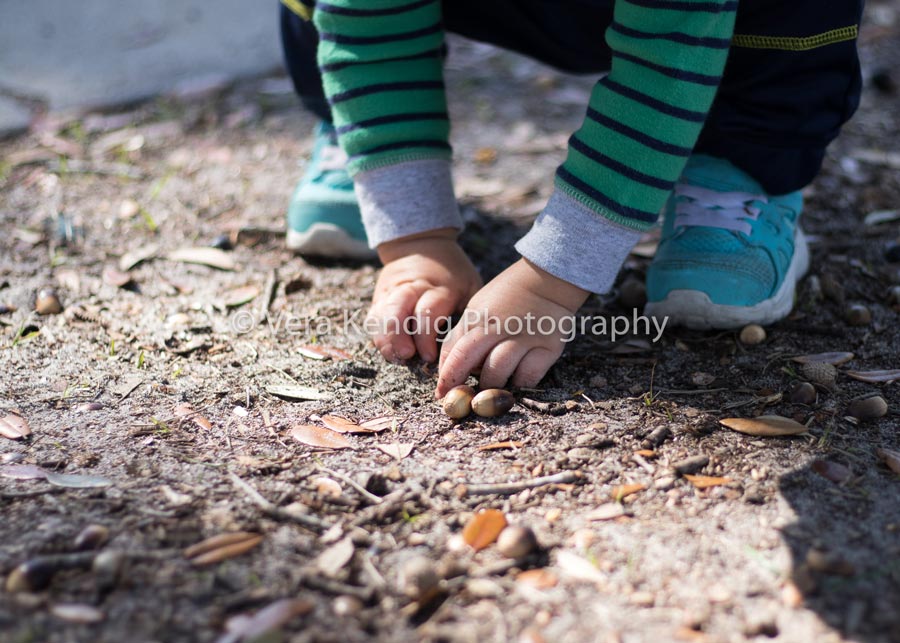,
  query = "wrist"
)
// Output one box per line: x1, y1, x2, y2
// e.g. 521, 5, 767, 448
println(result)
519, 258, 590, 312
377, 227, 460, 263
